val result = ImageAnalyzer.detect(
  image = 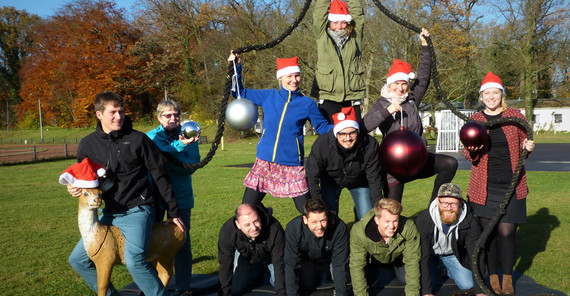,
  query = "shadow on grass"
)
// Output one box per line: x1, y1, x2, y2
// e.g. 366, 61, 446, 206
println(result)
515, 207, 560, 275
193, 255, 218, 265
